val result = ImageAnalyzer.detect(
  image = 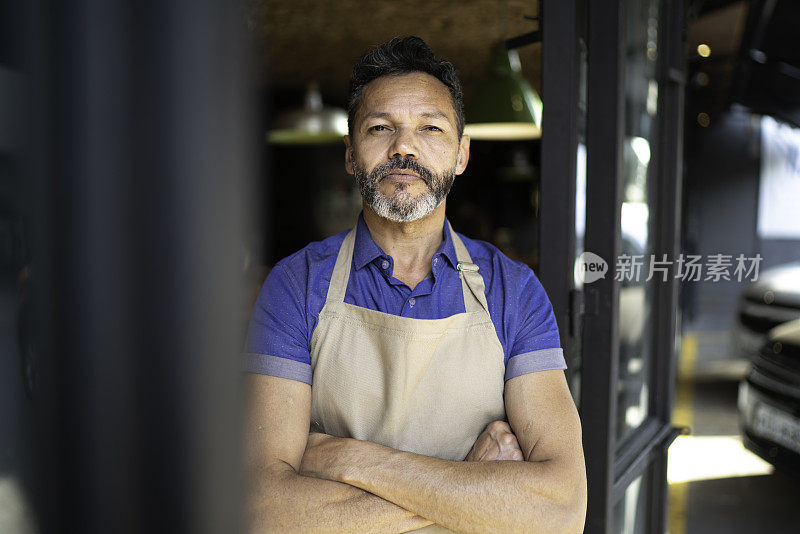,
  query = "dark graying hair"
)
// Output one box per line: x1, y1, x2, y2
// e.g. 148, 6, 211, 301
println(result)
347, 36, 465, 138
